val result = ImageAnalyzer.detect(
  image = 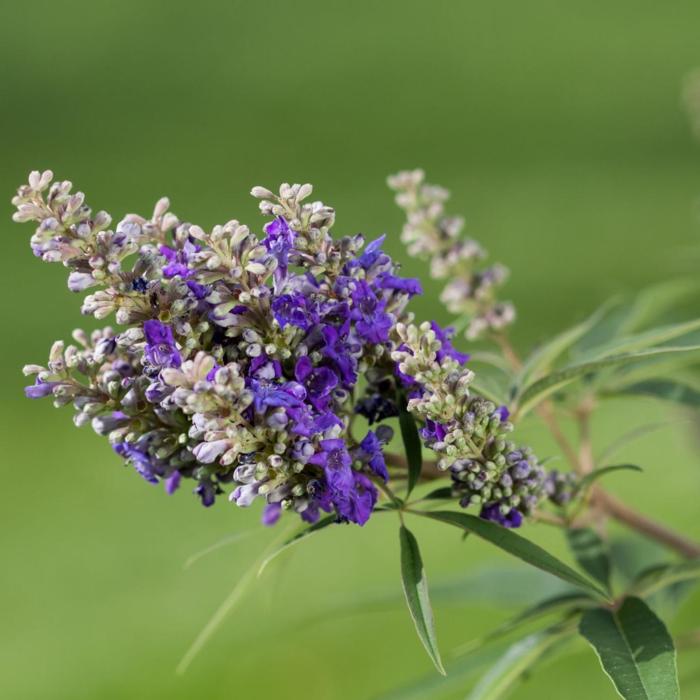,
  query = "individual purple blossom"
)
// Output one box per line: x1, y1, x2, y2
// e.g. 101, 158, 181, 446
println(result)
294, 356, 338, 411
480, 504, 523, 528
24, 377, 58, 399
160, 240, 199, 278
356, 429, 392, 481
350, 280, 393, 344
143, 320, 181, 369
262, 216, 295, 279
113, 442, 158, 484
165, 471, 181, 495
262, 502, 282, 526
271, 293, 315, 330
336, 472, 377, 526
